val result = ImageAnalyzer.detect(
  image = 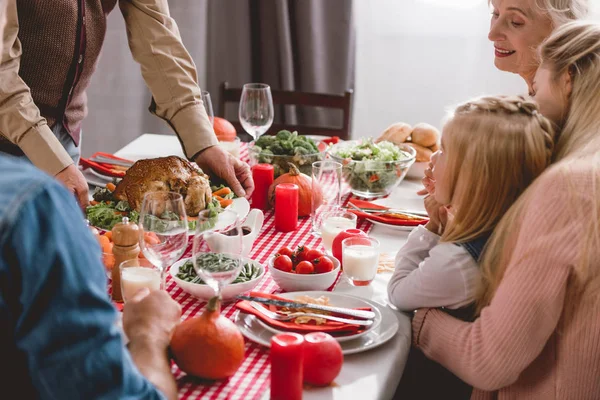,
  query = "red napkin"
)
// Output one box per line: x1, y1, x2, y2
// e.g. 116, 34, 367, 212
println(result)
80, 152, 133, 178
348, 198, 428, 226
235, 291, 369, 335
